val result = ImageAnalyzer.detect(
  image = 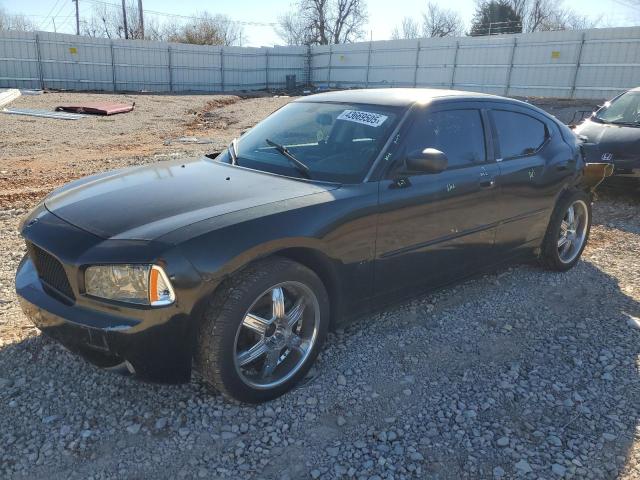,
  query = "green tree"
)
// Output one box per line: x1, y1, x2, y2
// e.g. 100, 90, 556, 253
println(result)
469, 0, 522, 36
